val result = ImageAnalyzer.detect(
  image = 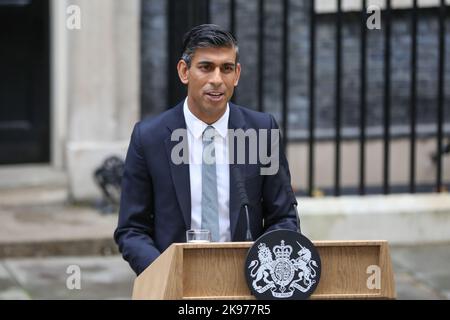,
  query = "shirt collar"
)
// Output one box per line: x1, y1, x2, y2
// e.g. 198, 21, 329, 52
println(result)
183, 98, 229, 139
